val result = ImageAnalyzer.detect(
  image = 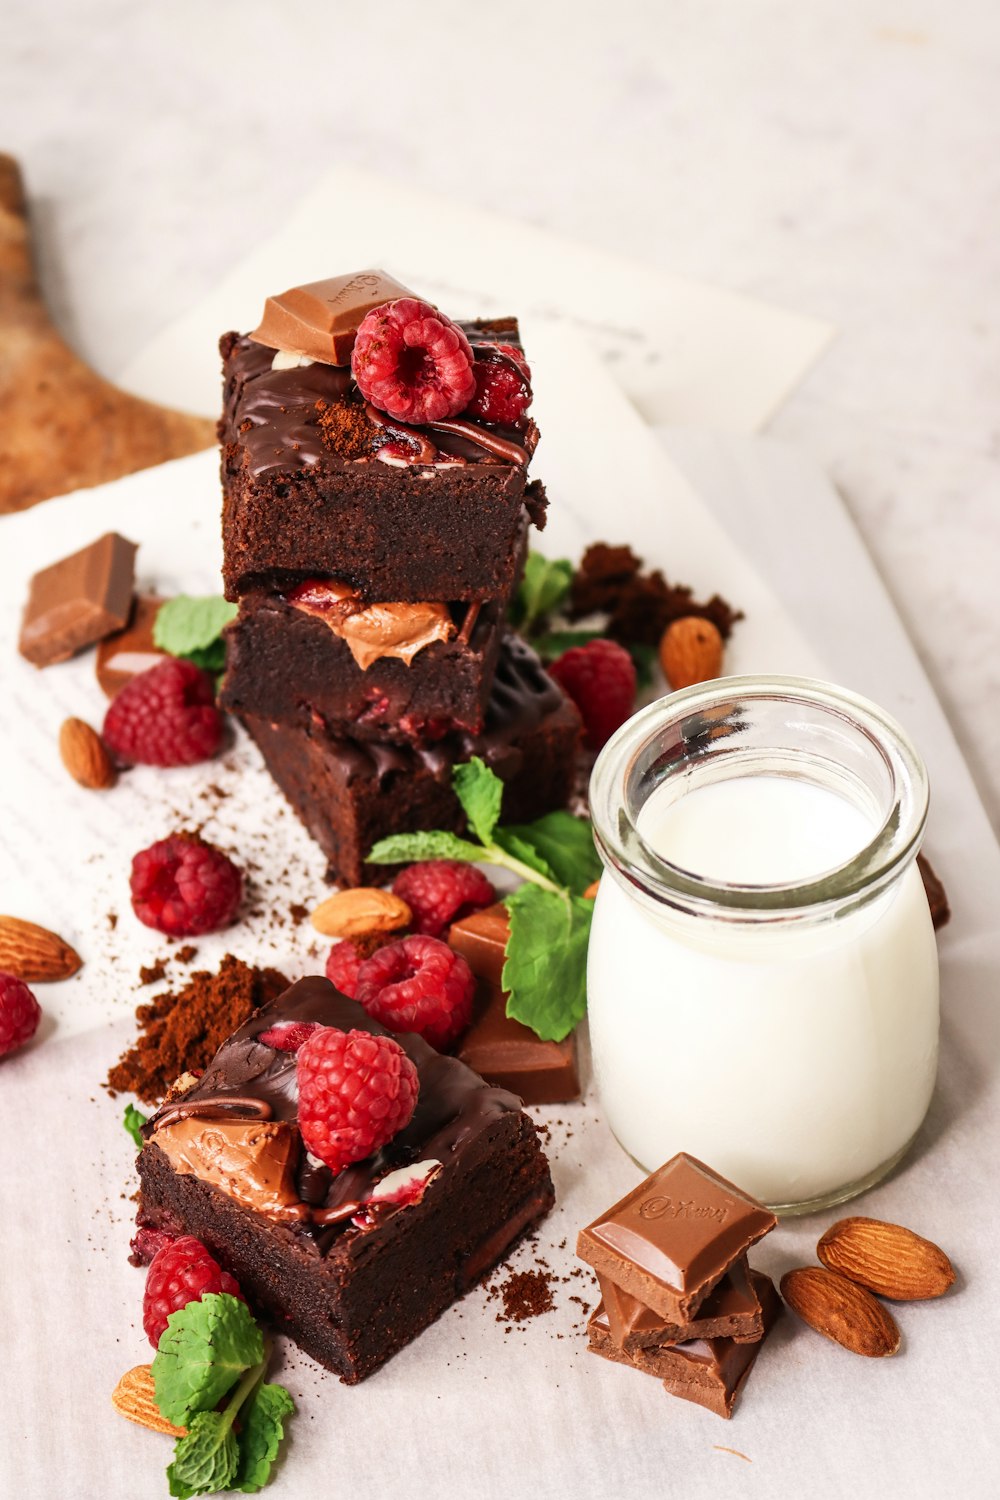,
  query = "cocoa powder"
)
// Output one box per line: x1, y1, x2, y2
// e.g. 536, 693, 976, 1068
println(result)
315, 399, 380, 460
106, 954, 286, 1105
